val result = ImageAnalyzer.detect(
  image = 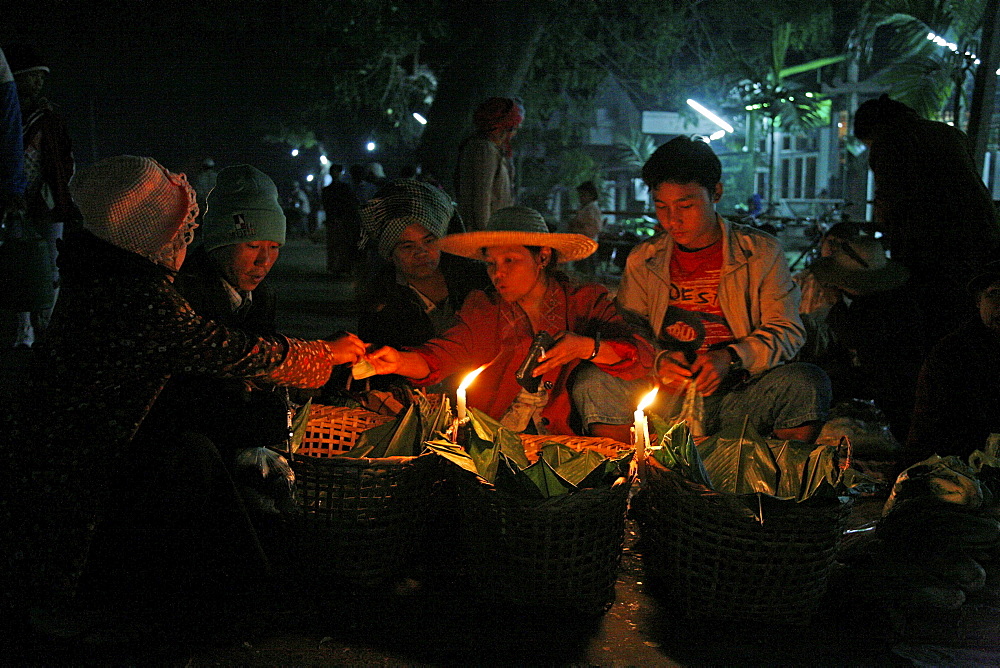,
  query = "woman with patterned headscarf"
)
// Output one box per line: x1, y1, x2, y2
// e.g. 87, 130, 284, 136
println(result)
358, 178, 489, 352
454, 96, 524, 231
